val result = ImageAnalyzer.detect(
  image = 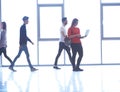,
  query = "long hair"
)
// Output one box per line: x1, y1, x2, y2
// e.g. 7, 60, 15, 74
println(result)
71, 18, 78, 27
2, 22, 7, 30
